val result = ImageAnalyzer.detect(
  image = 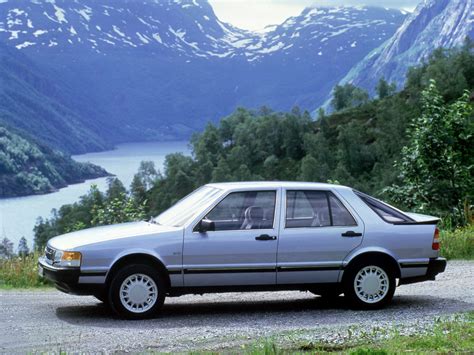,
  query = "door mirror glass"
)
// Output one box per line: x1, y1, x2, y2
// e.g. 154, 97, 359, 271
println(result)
197, 218, 215, 233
